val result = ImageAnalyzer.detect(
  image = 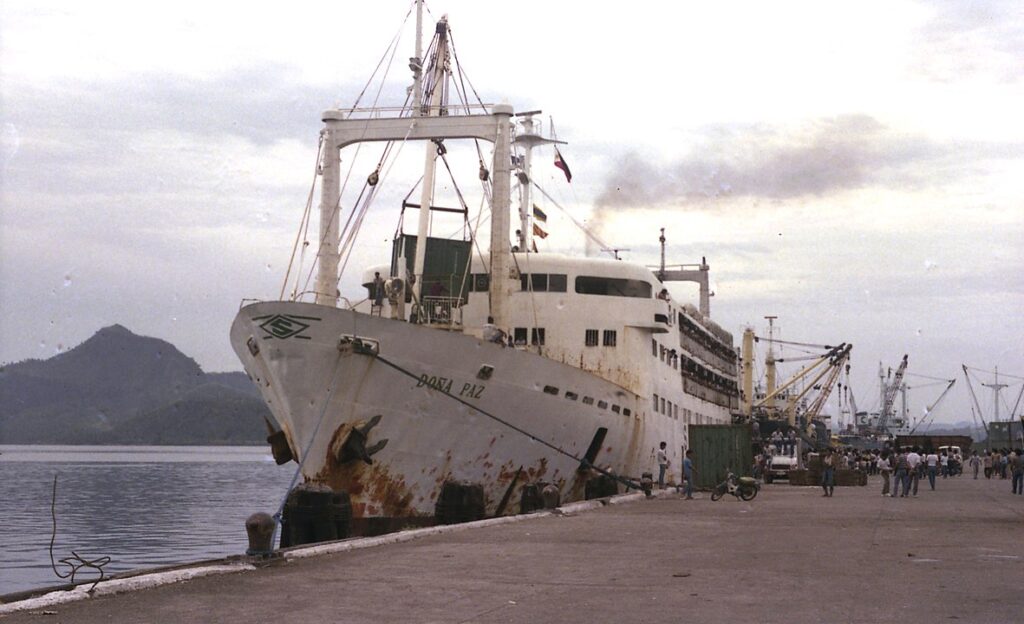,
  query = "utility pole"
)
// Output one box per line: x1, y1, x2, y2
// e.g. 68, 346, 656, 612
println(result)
764, 316, 778, 417
983, 366, 1008, 422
